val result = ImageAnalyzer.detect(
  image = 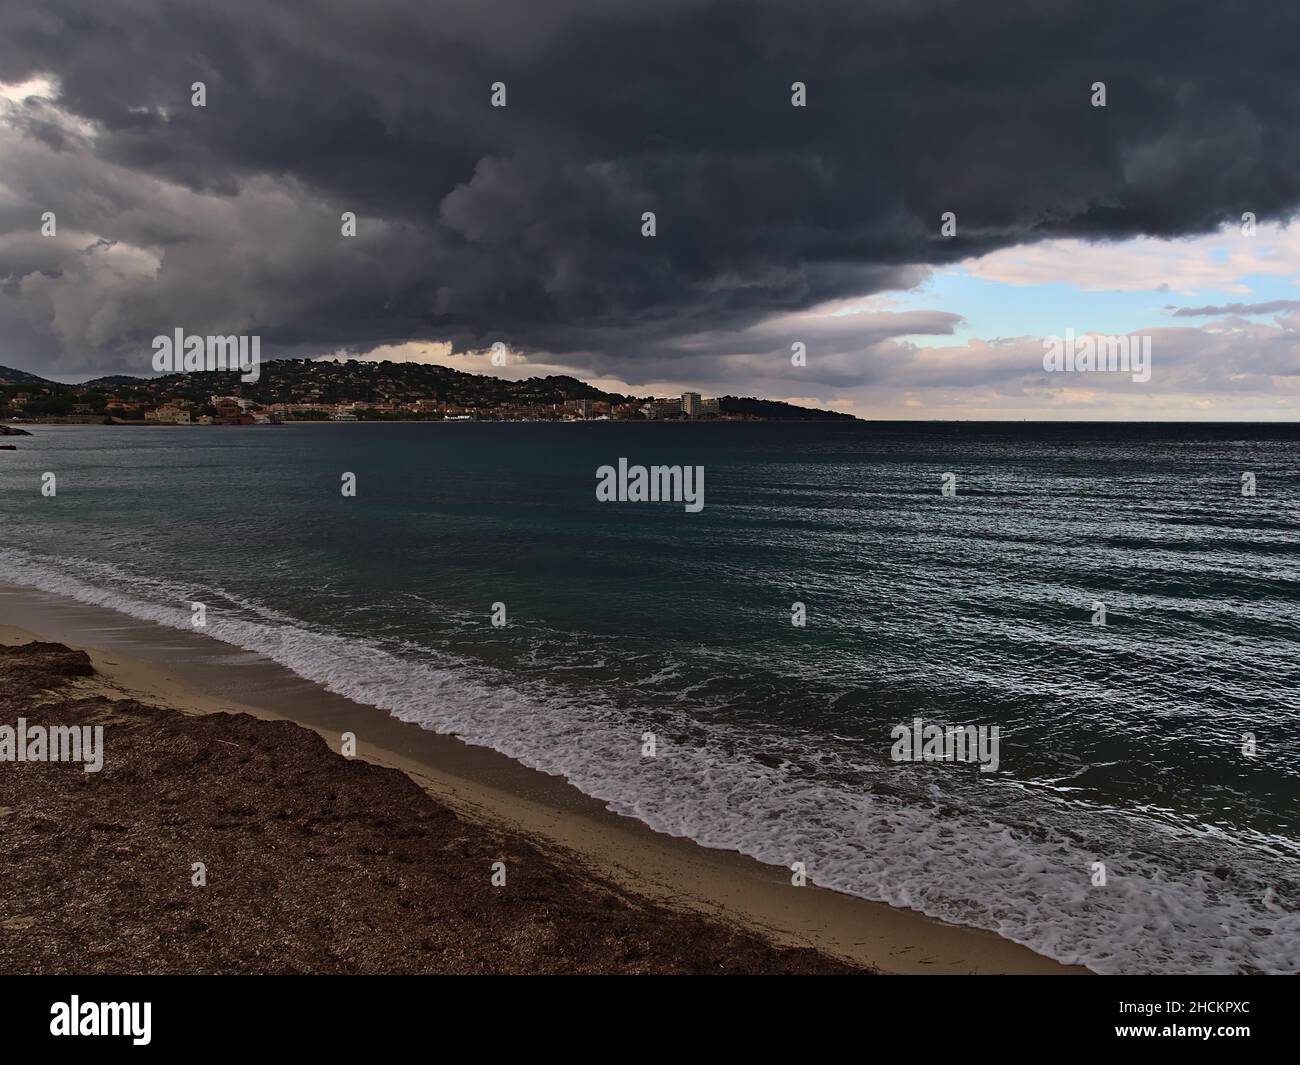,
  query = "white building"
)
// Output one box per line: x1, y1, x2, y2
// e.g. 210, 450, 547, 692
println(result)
145, 404, 191, 424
